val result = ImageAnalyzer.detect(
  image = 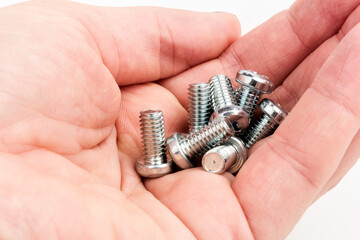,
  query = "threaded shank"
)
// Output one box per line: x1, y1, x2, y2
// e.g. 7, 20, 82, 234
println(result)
140, 109, 166, 165
180, 117, 235, 159
202, 144, 236, 174
237, 85, 260, 119
209, 75, 237, 110
243, 114, 278, 148
188, 83, 212, 132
